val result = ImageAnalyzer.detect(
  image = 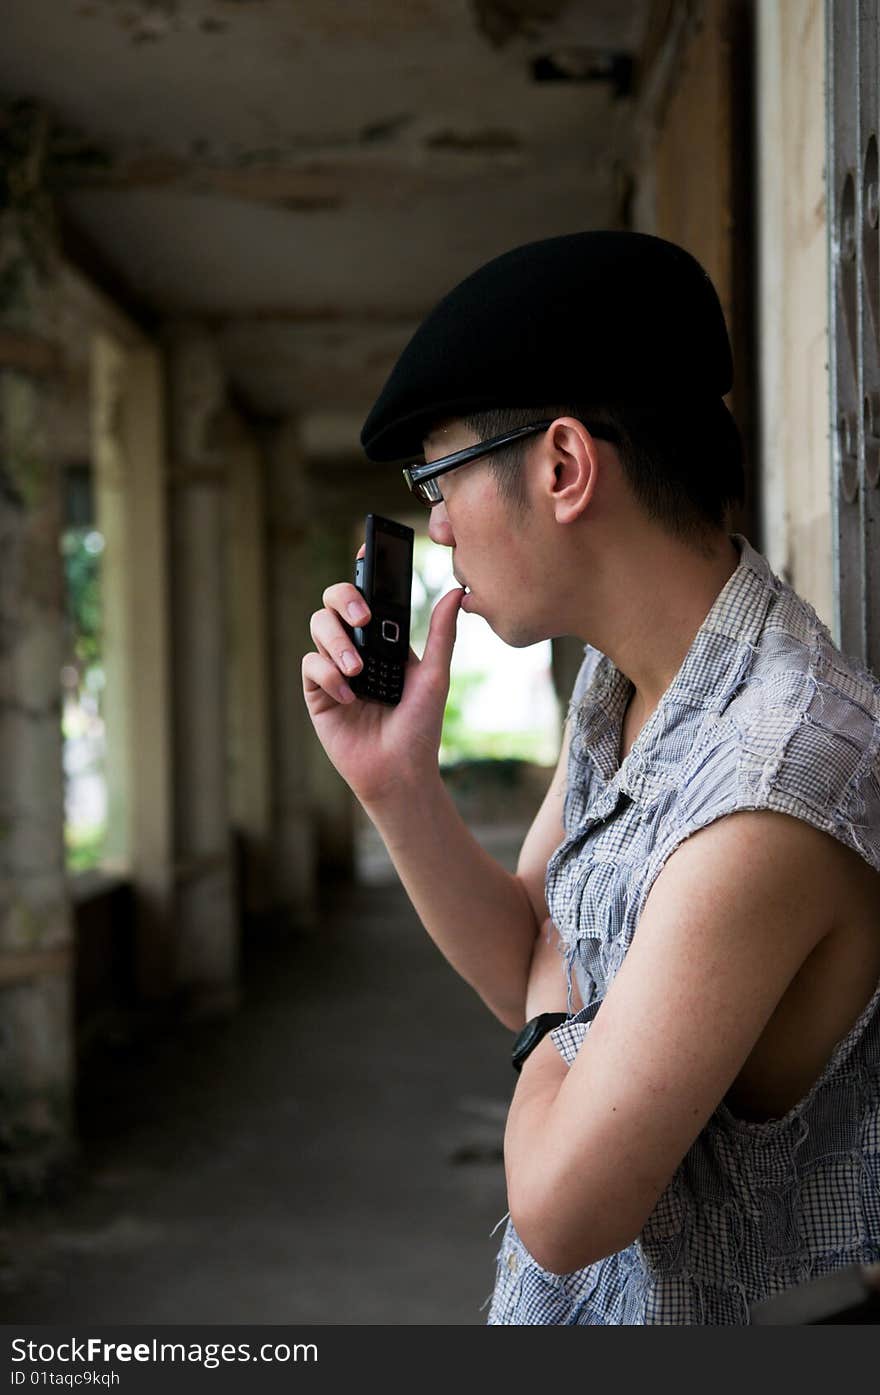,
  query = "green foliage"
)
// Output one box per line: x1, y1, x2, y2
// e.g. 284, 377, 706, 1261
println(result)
61, 528, 102, 668
60, 526, 106, 872
440, 670, 554, 765
65, 822, 106, 874
439, 671, 484, 762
